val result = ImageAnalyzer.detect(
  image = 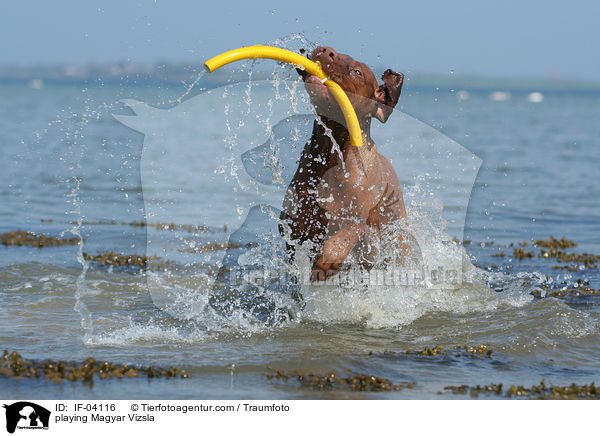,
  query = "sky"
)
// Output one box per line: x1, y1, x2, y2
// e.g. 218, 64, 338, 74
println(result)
1, 0, 599, 81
